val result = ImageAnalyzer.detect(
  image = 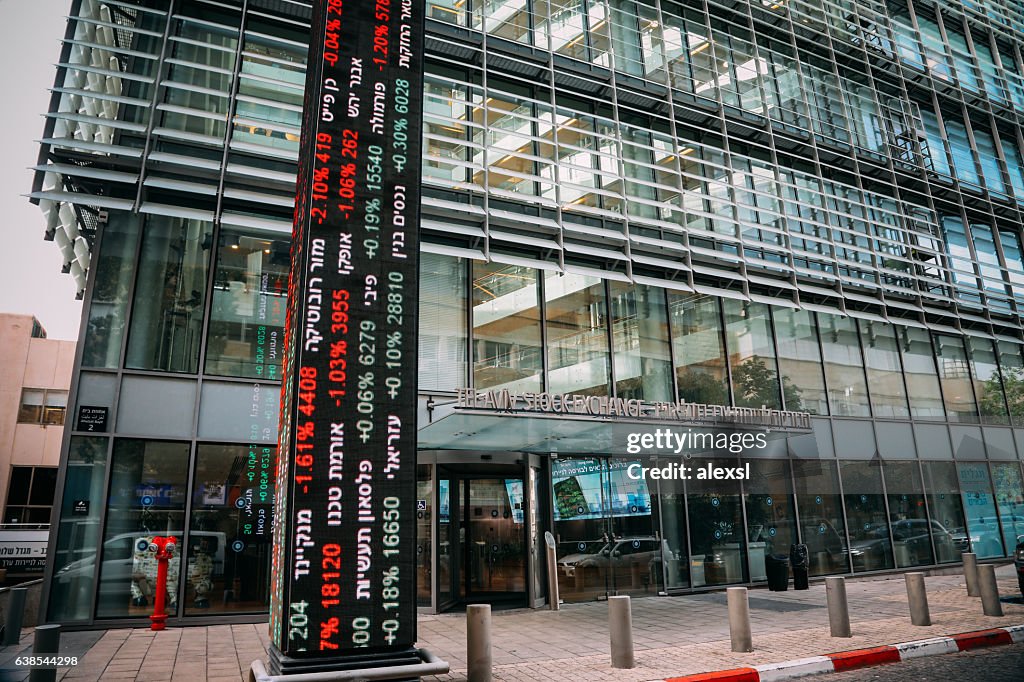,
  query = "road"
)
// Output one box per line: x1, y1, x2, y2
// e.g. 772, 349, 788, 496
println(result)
802, 643, 1024, 681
